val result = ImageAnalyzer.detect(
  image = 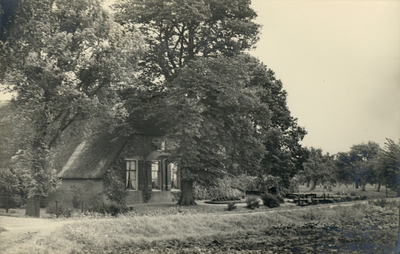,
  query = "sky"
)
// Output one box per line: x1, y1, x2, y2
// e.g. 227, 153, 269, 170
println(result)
249, 0, 400, 154
1, 0, 399, 154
